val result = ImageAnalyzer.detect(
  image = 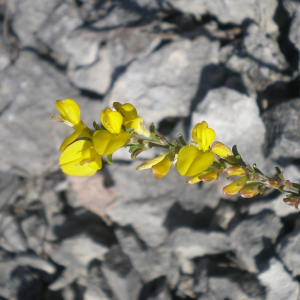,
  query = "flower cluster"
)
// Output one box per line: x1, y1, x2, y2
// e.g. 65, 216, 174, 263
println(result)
52, 99, 300, 207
